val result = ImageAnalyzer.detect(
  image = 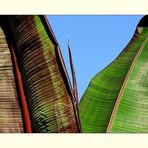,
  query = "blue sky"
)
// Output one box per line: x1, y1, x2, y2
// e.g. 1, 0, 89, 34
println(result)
47, 15, 143, 101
